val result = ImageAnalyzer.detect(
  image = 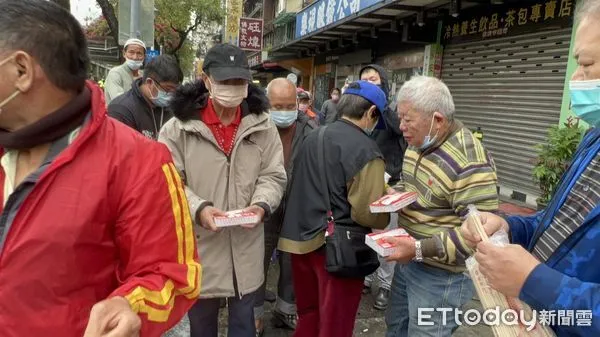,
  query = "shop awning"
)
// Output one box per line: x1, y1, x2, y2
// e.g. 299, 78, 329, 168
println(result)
269, 0, 480, 59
